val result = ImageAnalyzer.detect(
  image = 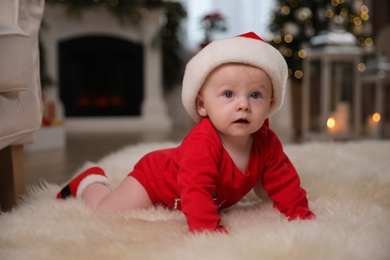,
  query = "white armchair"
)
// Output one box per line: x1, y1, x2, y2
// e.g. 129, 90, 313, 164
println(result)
0, 0, 44, 211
